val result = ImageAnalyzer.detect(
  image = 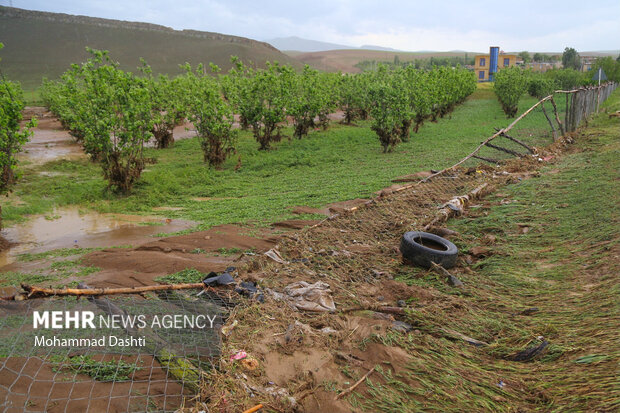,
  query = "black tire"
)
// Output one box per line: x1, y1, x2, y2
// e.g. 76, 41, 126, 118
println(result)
400, 231, 458, 269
